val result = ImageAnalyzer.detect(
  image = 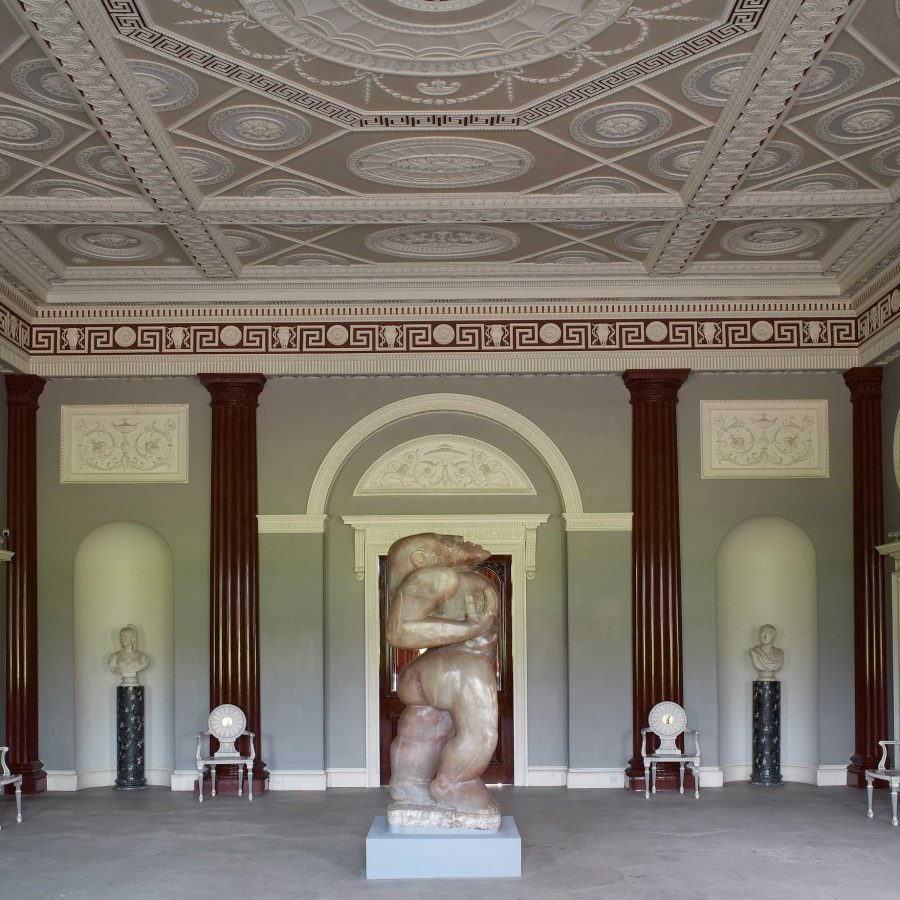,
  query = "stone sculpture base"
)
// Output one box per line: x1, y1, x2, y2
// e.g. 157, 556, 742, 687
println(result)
750, 679, 783, 786
367, 816, 521, 879
388, 801, 501, 832
116, 685, 147, 790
